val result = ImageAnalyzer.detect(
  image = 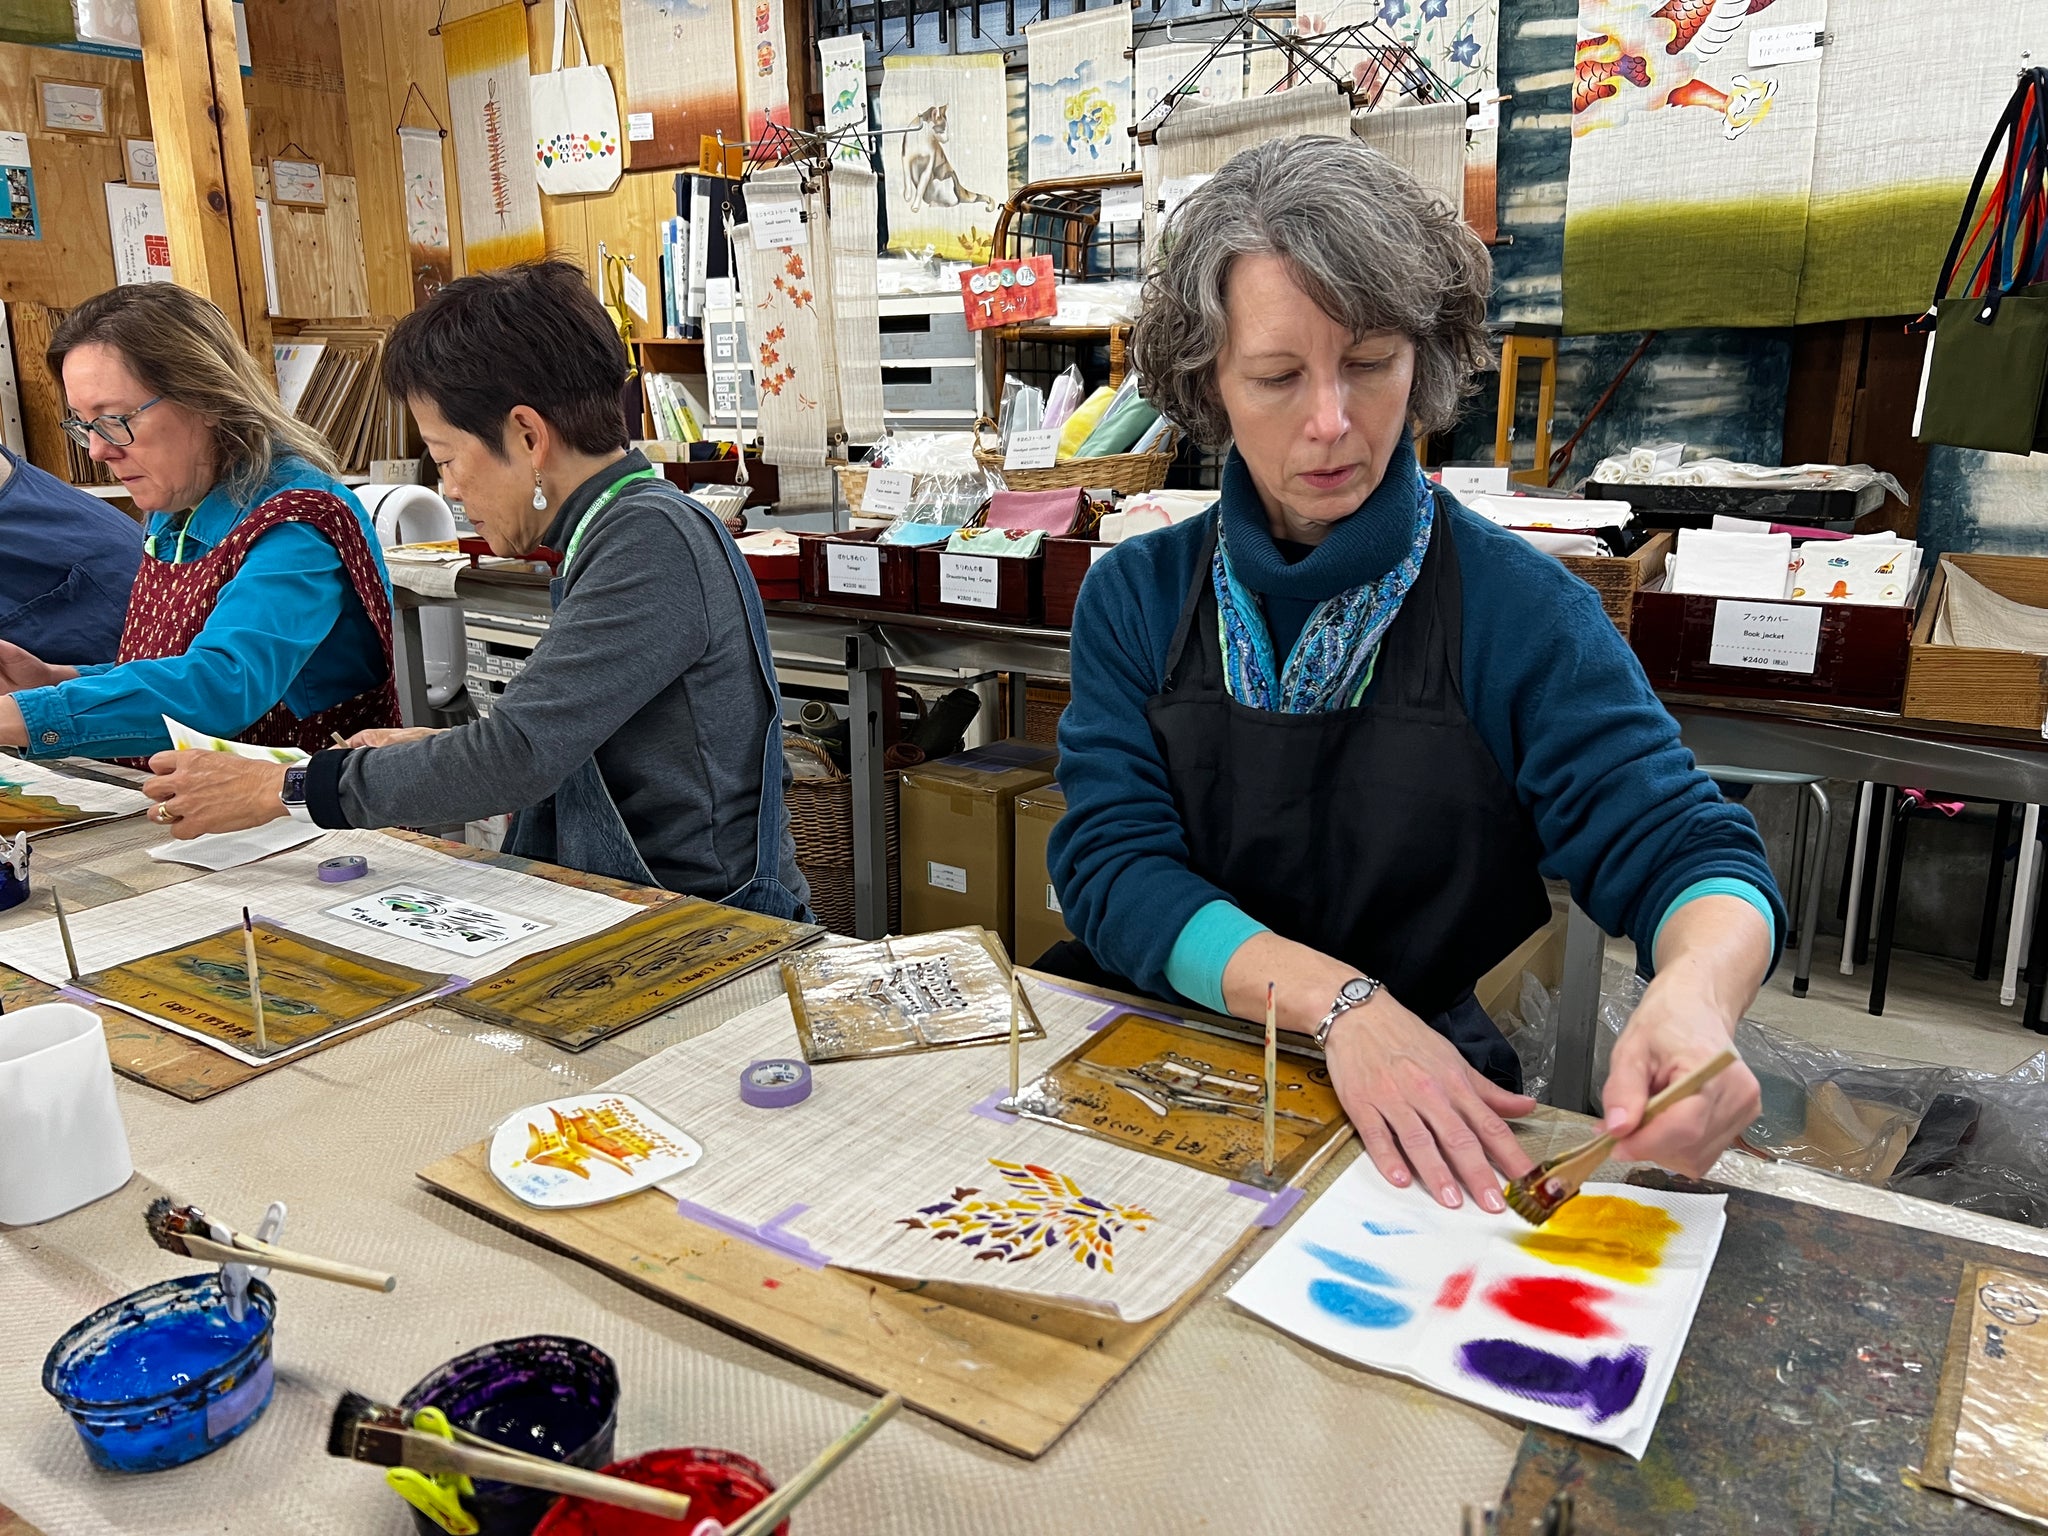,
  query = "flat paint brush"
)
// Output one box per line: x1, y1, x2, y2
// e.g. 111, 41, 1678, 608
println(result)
241, 906, 267, 1054
1008, 970, 1022, 1103
147, 1198, 398, 1293
328, 1393, 696, 1522
1502, 1051, 1738, 1226
51, 888, 79, 980
727, 1392, 902, 1536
